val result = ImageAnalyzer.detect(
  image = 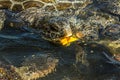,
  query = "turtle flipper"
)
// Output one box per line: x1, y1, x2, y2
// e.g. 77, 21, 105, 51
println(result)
0, 10, 6, 30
